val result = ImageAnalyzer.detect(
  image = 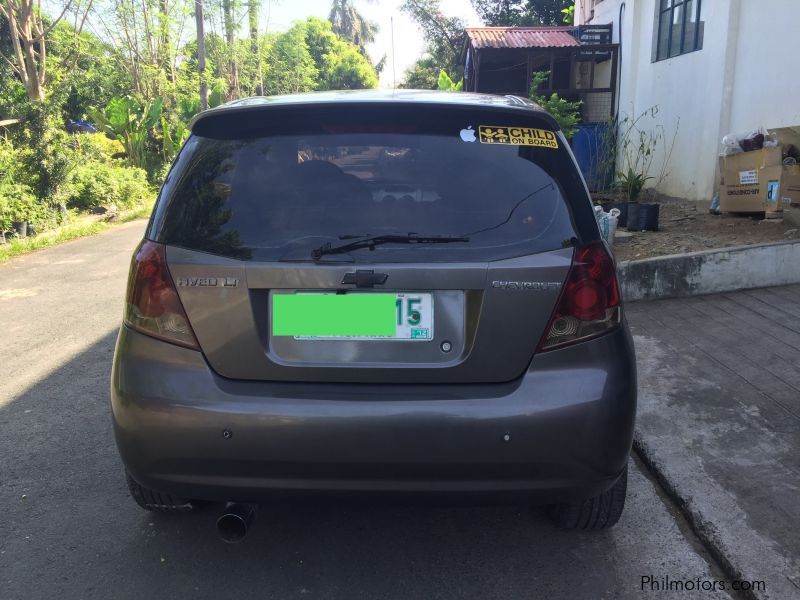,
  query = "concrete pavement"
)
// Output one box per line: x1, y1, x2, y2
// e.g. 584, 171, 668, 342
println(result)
1, 222, 732, 599
628, 288, 800, 600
